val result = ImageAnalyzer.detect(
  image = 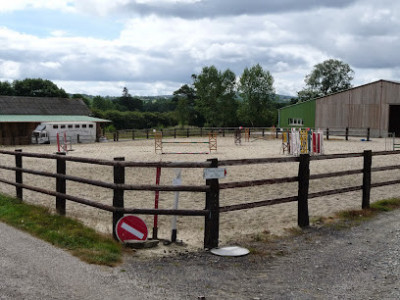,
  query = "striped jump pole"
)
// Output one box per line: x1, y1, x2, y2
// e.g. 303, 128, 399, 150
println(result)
155, 131, 217, 155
